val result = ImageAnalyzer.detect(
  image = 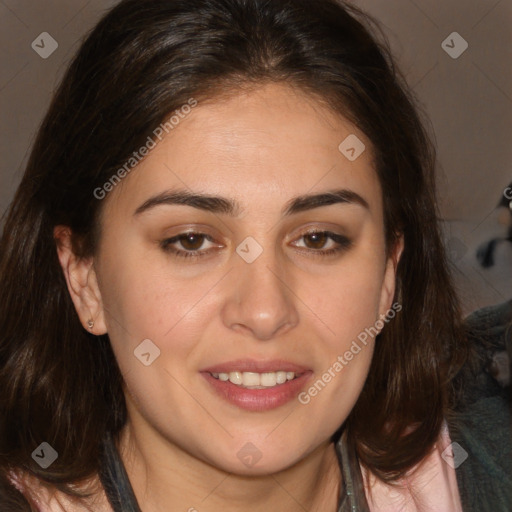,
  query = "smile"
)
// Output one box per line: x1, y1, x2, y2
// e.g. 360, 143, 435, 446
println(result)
201, 360, 312, 411
209, 371, 300, 389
